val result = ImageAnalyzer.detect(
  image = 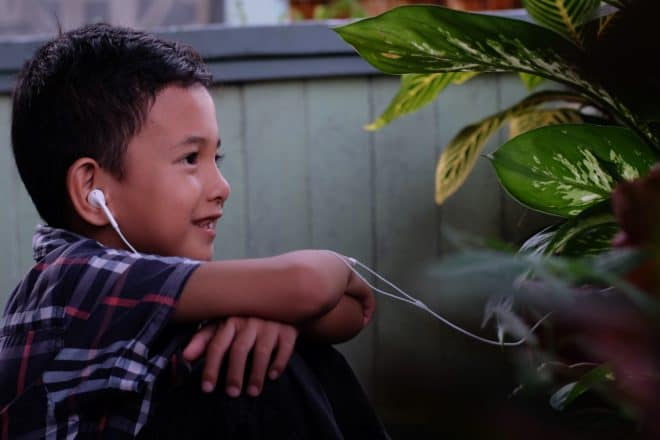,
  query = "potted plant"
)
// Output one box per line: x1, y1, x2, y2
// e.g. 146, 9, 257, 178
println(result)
334, 0, 660, 436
